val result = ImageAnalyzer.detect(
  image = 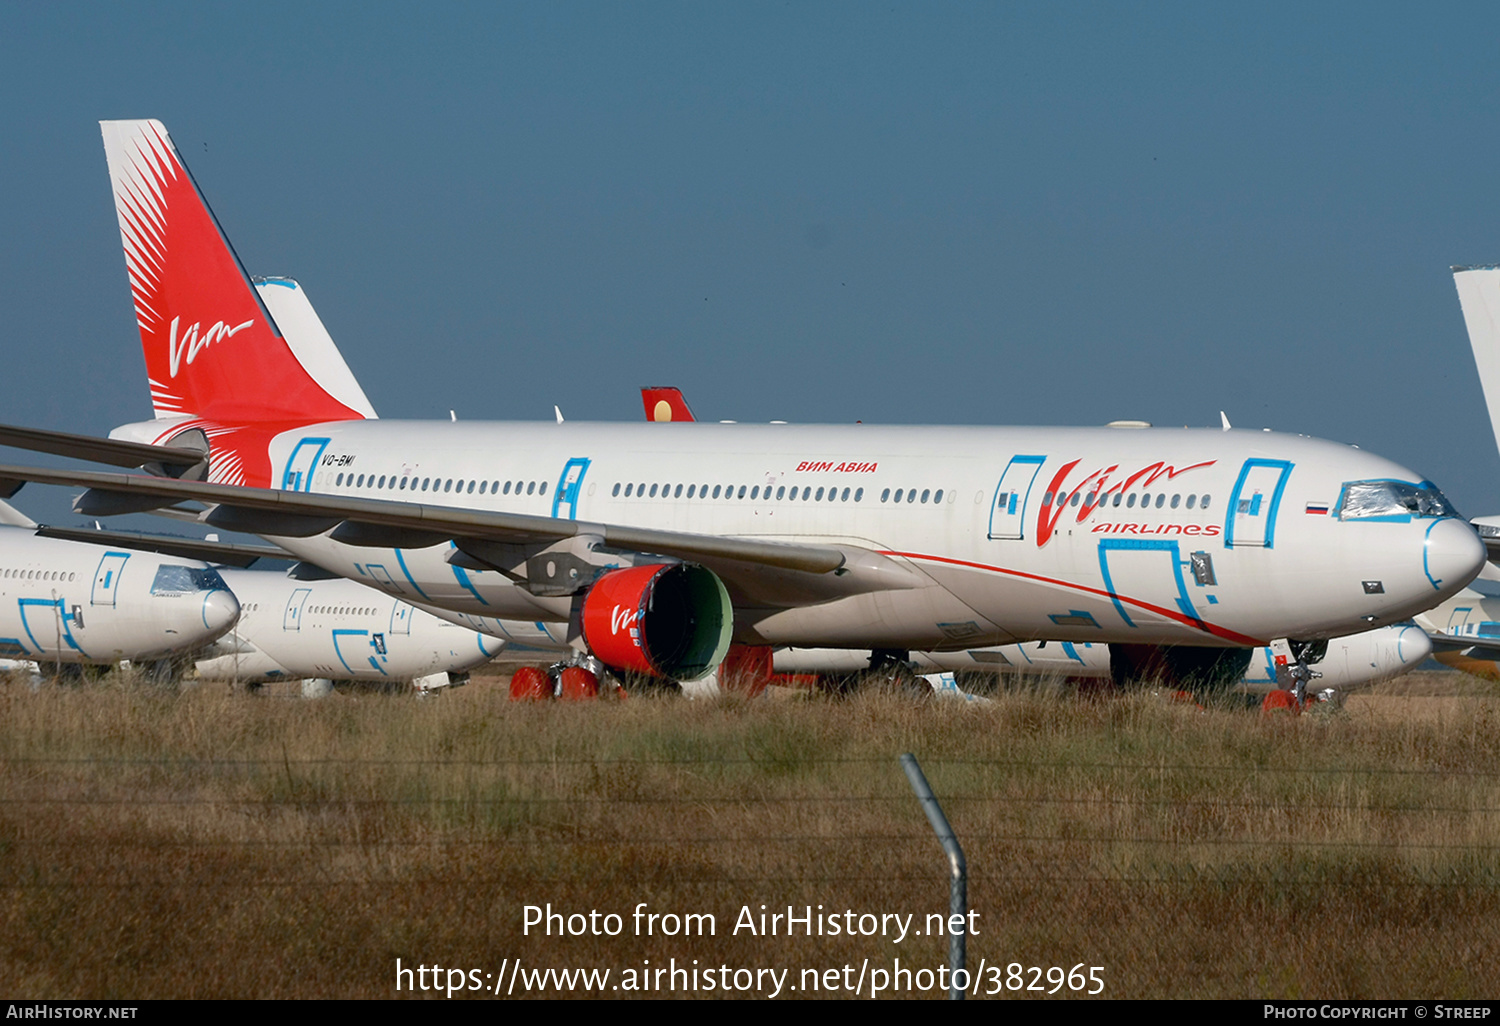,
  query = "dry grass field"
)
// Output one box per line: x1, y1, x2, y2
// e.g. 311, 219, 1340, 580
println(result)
2, 667, 1499, 999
